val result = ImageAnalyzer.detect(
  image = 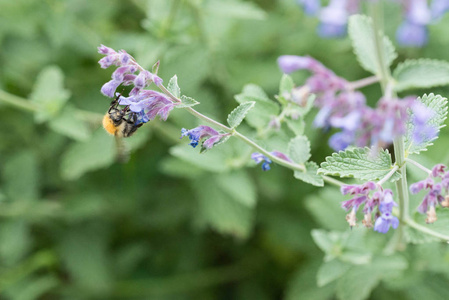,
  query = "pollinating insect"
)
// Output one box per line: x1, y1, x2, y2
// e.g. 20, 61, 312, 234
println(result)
102, 94, 146, 138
